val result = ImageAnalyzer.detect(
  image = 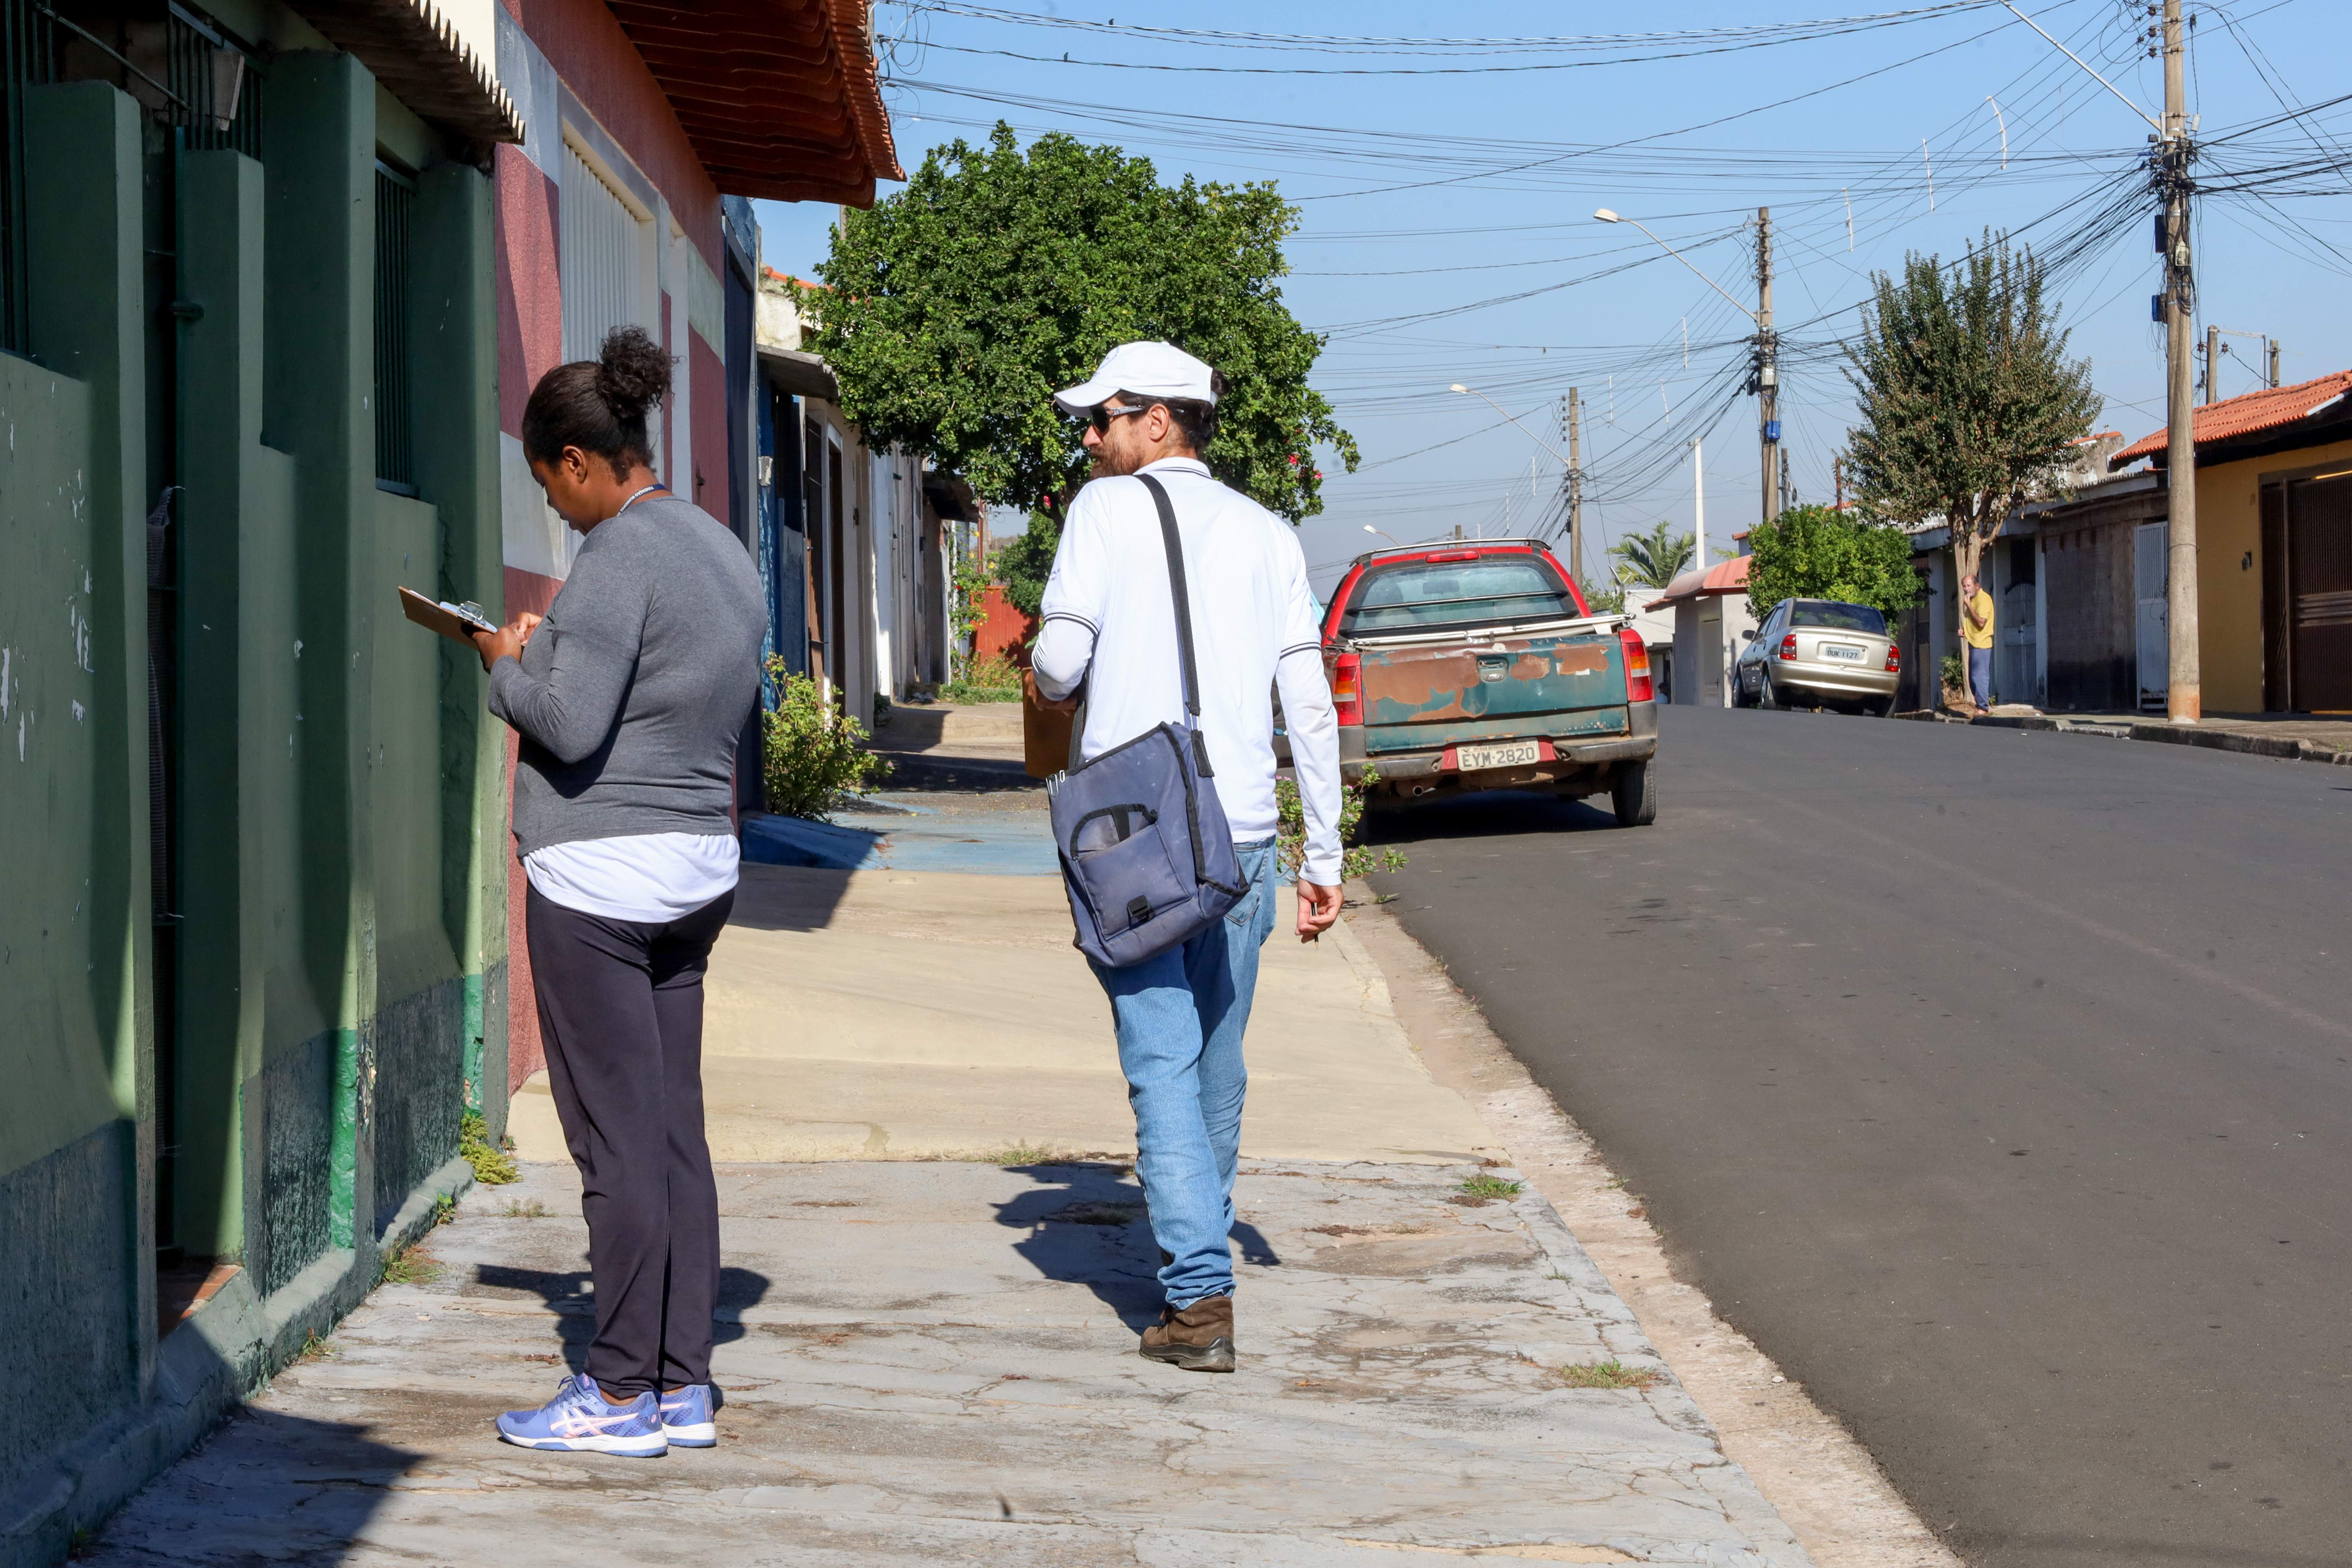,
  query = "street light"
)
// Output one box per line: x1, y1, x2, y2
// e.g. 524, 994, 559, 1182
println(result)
1362, 524, 1402, 546
1592, 209, 1756, 323
1595, 204, 1780, 532
1451, 382, 1579, 563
